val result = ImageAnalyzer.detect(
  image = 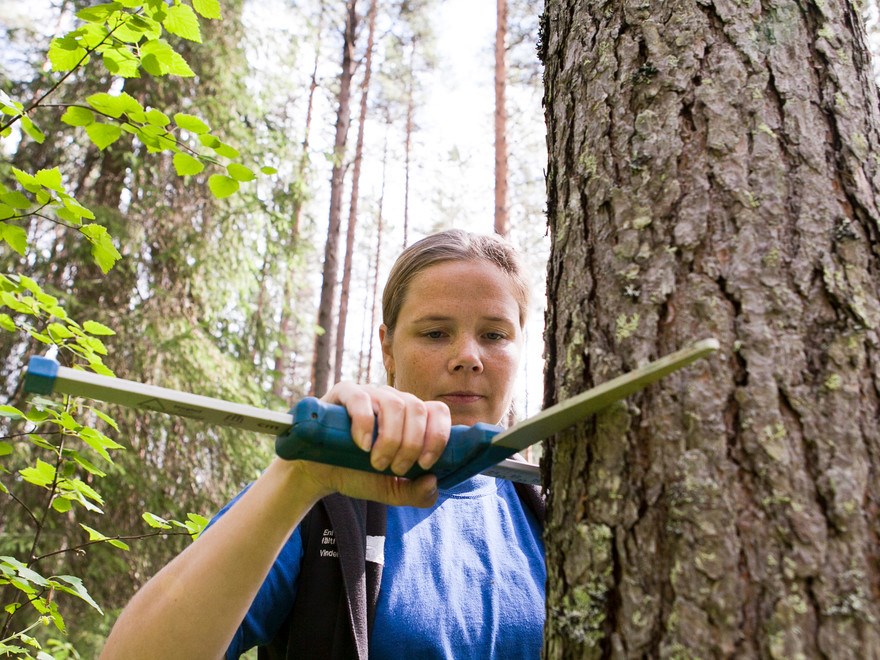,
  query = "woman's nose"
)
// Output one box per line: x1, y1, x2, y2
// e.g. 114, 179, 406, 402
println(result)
450, 336, 483, 373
